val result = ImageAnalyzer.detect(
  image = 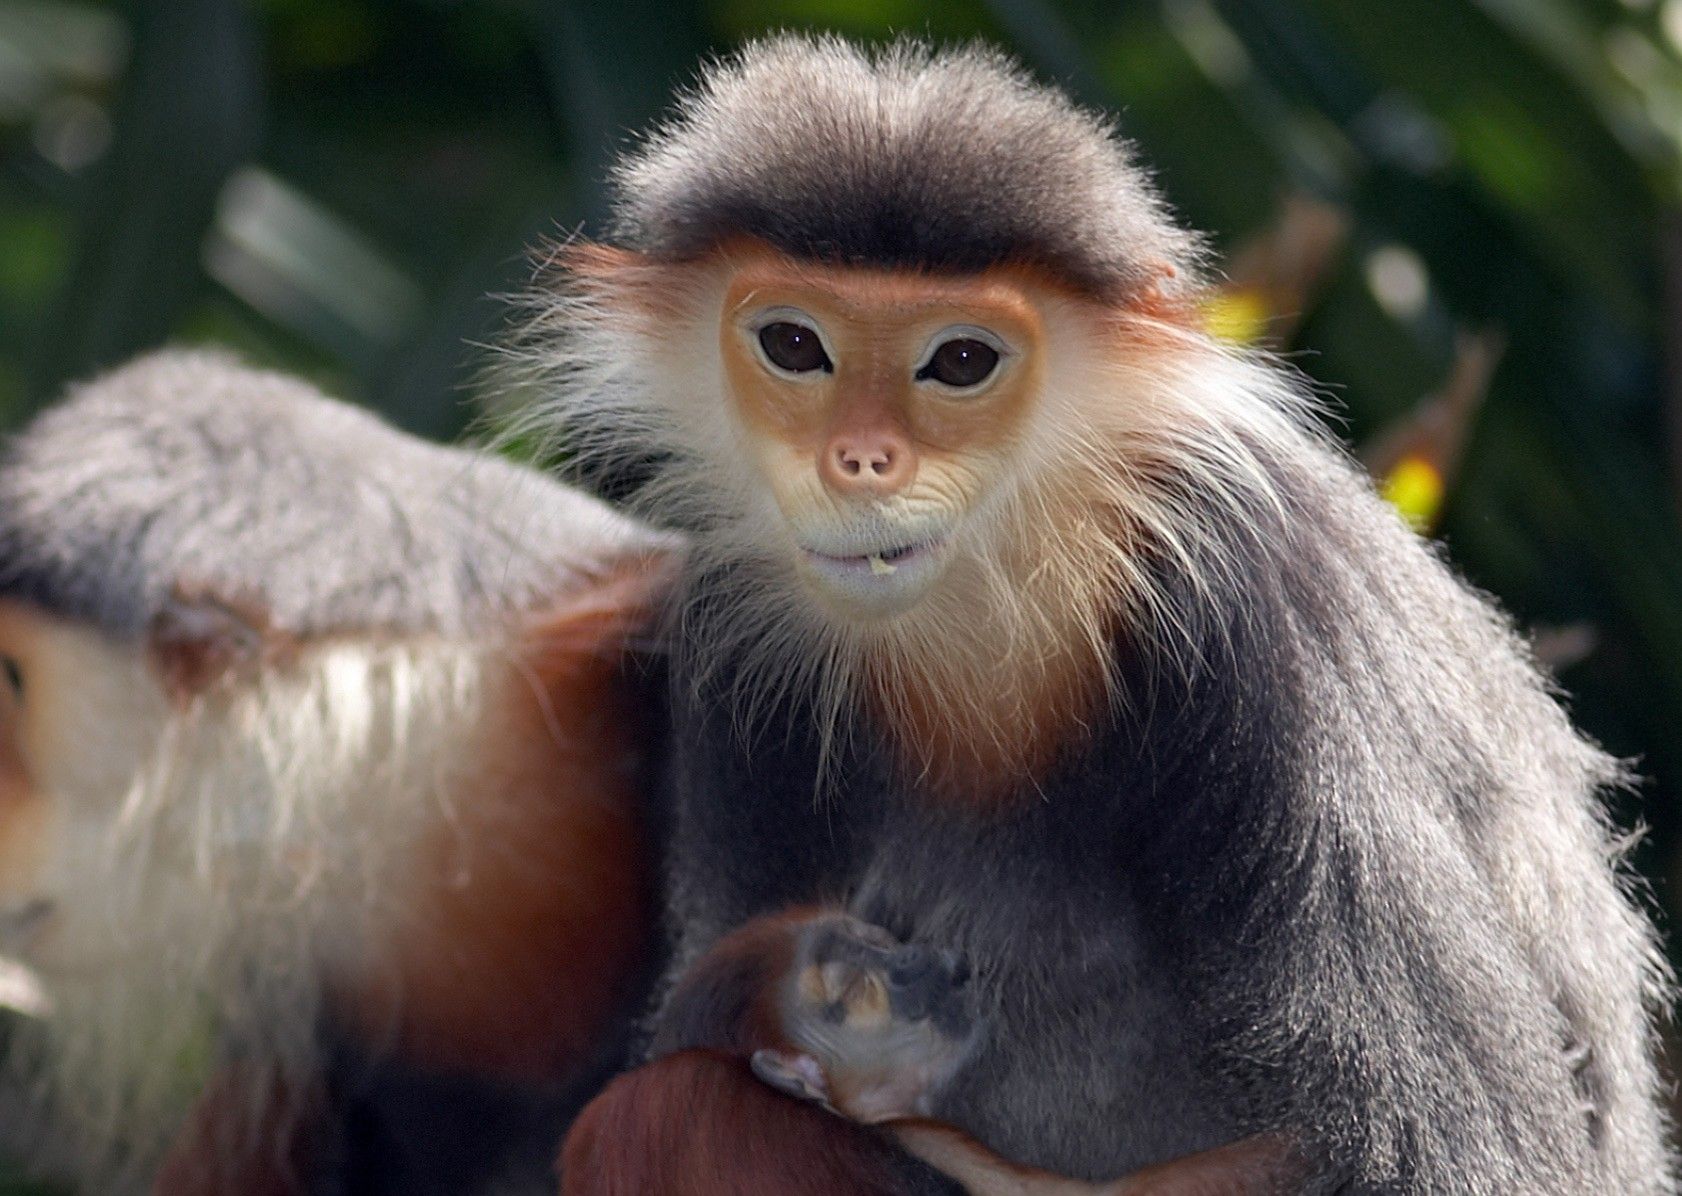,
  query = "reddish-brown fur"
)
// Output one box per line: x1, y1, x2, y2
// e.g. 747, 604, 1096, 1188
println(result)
565, 906, 1304, 1195
337, 556, 669, 1080
151, 1069, 323, 1196
562, 1049, 910, 1196
864, 618, 1114, 806
645, 906, 819, 1057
